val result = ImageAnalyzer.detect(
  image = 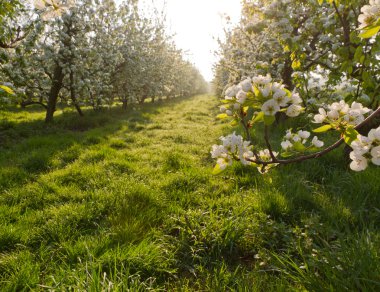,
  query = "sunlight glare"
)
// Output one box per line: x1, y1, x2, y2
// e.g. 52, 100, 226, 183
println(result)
118, 0, 242, 81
